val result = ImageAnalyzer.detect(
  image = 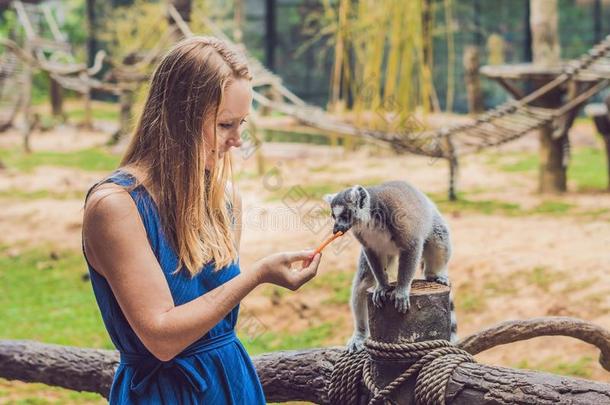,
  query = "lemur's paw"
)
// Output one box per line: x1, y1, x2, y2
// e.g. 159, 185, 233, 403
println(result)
390, 288, 411, 313
372, 285, 391, 308
346, 334, 366, 353
426, 275, 450, 286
